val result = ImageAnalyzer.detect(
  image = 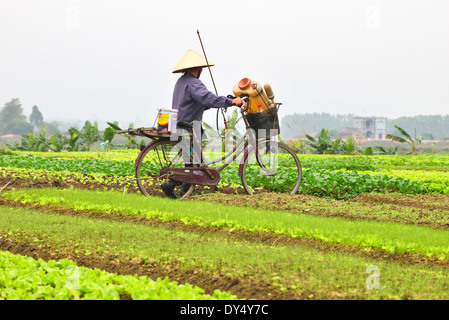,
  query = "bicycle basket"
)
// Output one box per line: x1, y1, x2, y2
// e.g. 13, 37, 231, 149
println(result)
245, 104, 280, 139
